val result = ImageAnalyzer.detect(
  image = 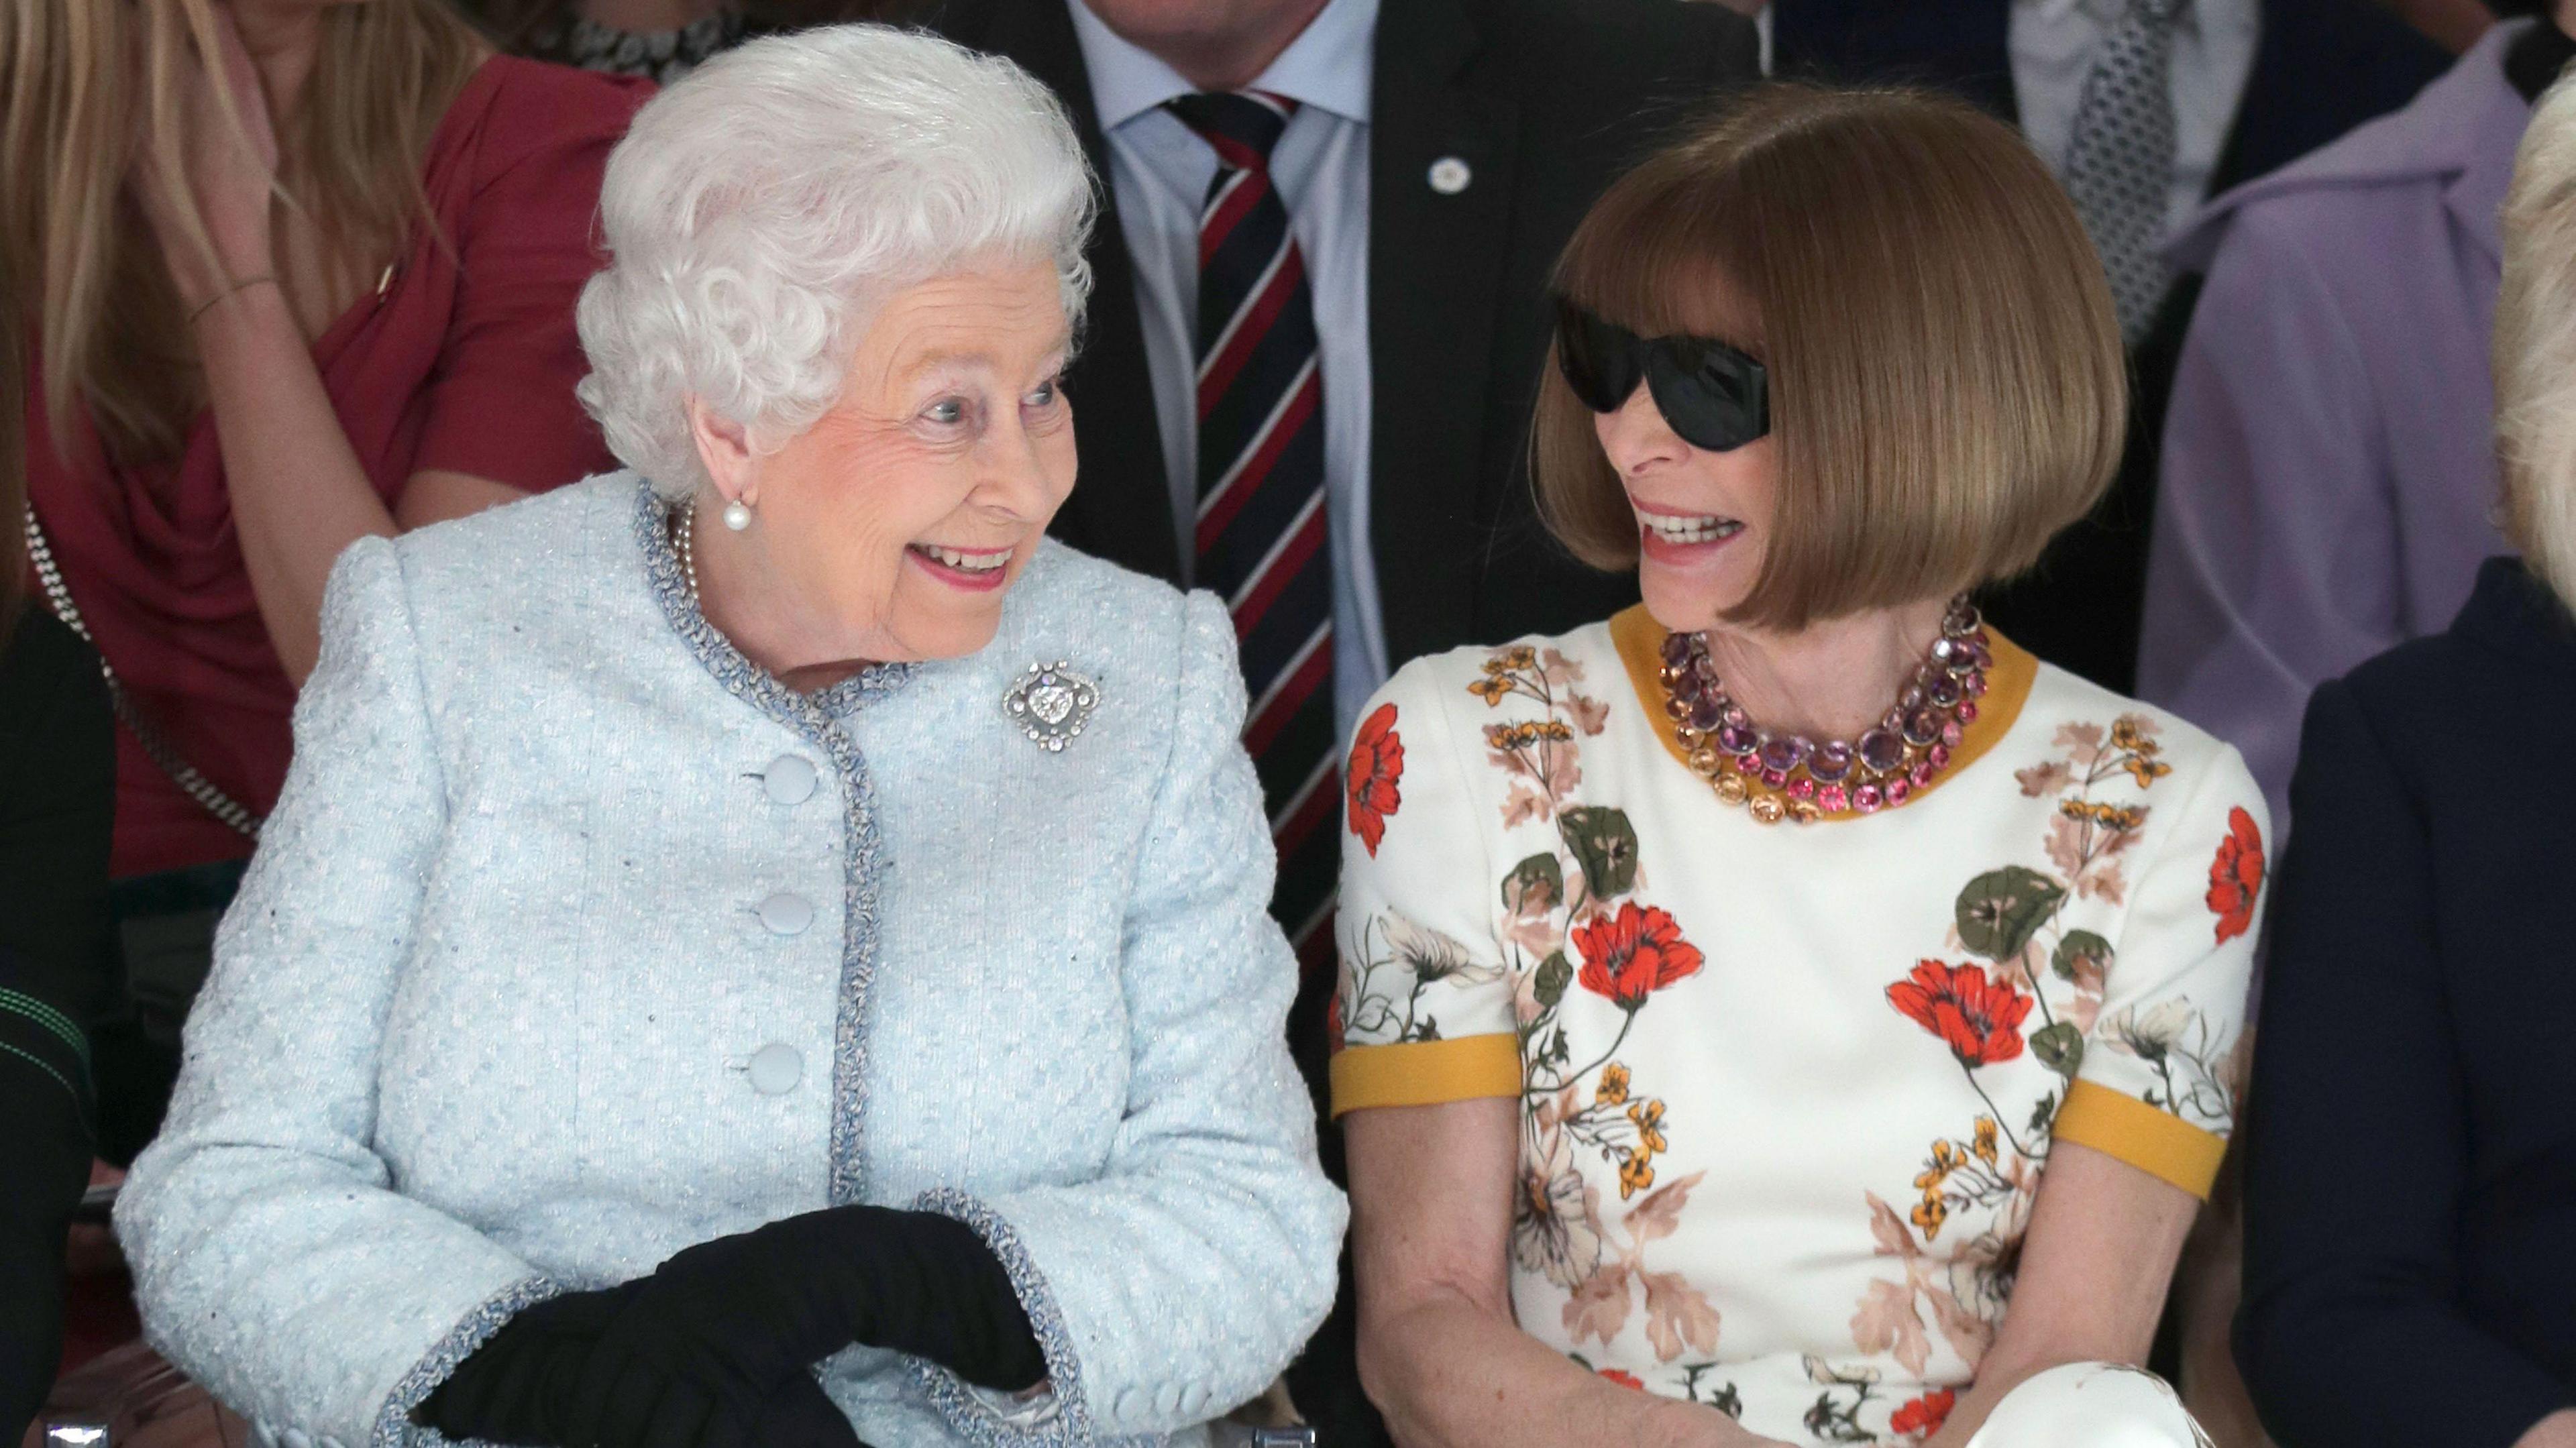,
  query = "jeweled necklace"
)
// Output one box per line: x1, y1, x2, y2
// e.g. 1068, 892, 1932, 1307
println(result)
1658, 596, 1990, 824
